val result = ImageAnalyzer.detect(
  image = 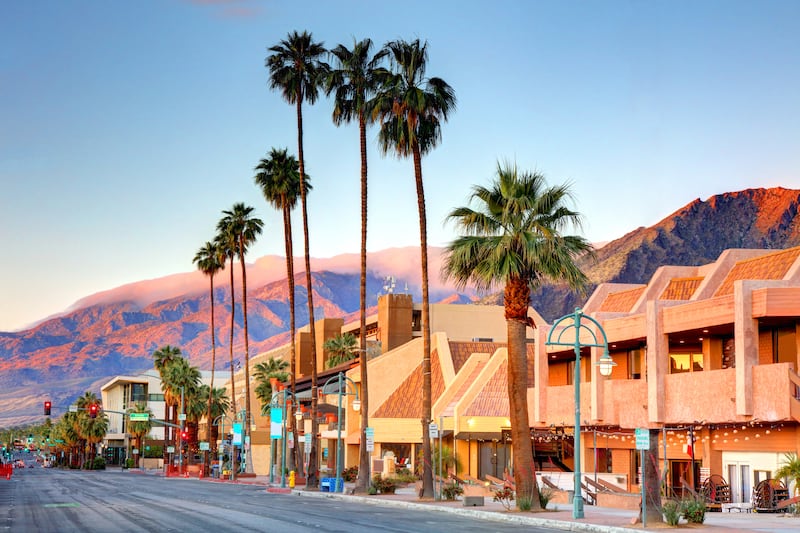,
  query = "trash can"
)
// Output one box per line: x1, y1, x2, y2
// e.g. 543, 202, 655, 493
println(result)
320, 478, 331, 492
211, 464, 220, 479
567, 490, 575, 503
